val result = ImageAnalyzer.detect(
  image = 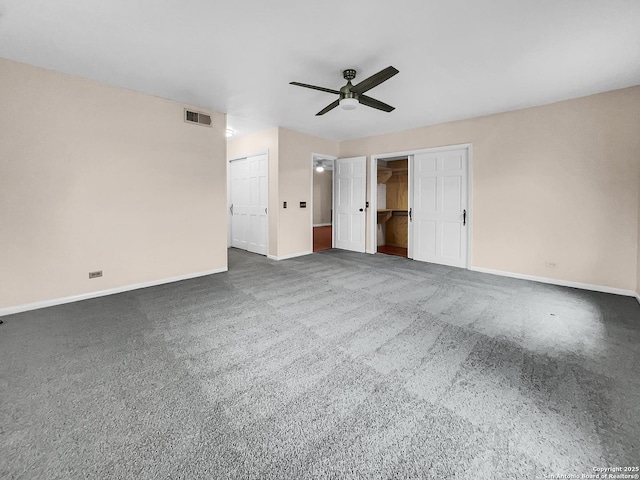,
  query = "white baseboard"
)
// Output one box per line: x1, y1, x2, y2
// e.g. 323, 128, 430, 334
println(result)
469, 266, 636, 297
313, 223, 332, 227
0, 267, 228, 317
267, 251, 312, 261
636, 293, 640, 305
